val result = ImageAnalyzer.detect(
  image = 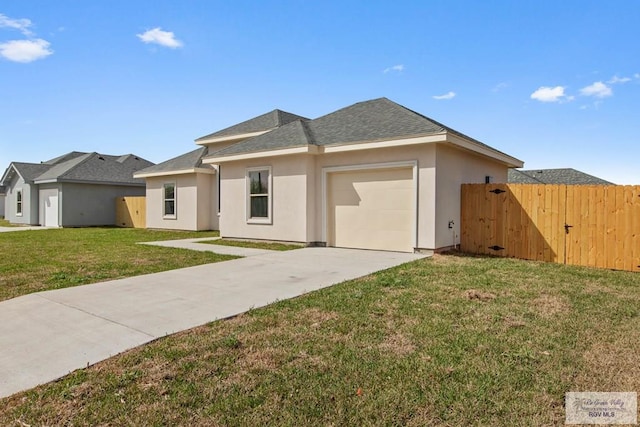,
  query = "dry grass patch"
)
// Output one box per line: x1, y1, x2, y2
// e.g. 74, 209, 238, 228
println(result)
532, 293, 569, 317
378, 331, 416, 356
